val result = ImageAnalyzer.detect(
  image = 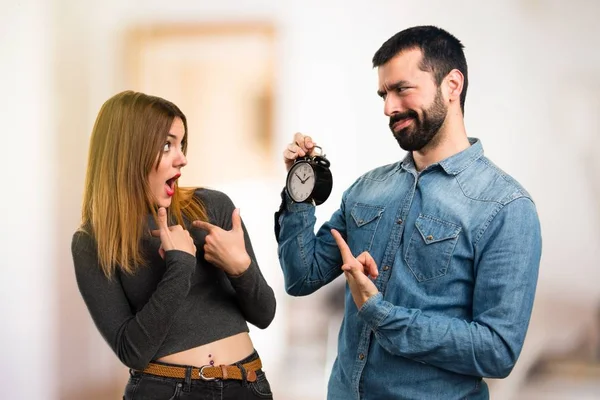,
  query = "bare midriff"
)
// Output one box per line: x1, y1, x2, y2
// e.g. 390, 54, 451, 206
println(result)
156, 332, 254, 367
